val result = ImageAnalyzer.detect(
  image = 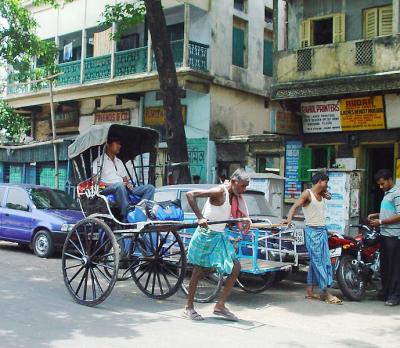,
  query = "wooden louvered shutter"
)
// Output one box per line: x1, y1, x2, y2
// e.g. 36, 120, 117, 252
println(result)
364, 8, 378, 39
379, 6, 393, 36
333, 13, 345, 43
300, 19, 311, 48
